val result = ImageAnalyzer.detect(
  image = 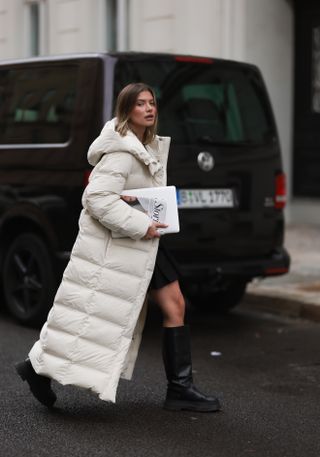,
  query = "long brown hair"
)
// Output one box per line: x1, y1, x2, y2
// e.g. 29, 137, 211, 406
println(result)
115, 83, 158, 144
